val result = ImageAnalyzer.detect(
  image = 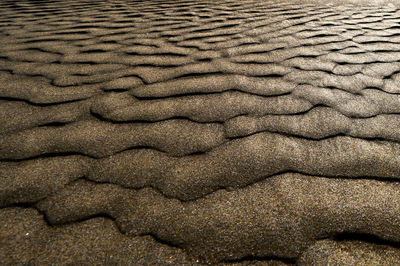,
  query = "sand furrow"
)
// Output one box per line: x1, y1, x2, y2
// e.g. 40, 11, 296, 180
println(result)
92, 91, 311, 122
0, 119, 225, 159
298, 239, 400, 265
89, 132, 400, 200
36, 173, 400, 262
224, 106, 400, 140
2, 0, 400, 264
